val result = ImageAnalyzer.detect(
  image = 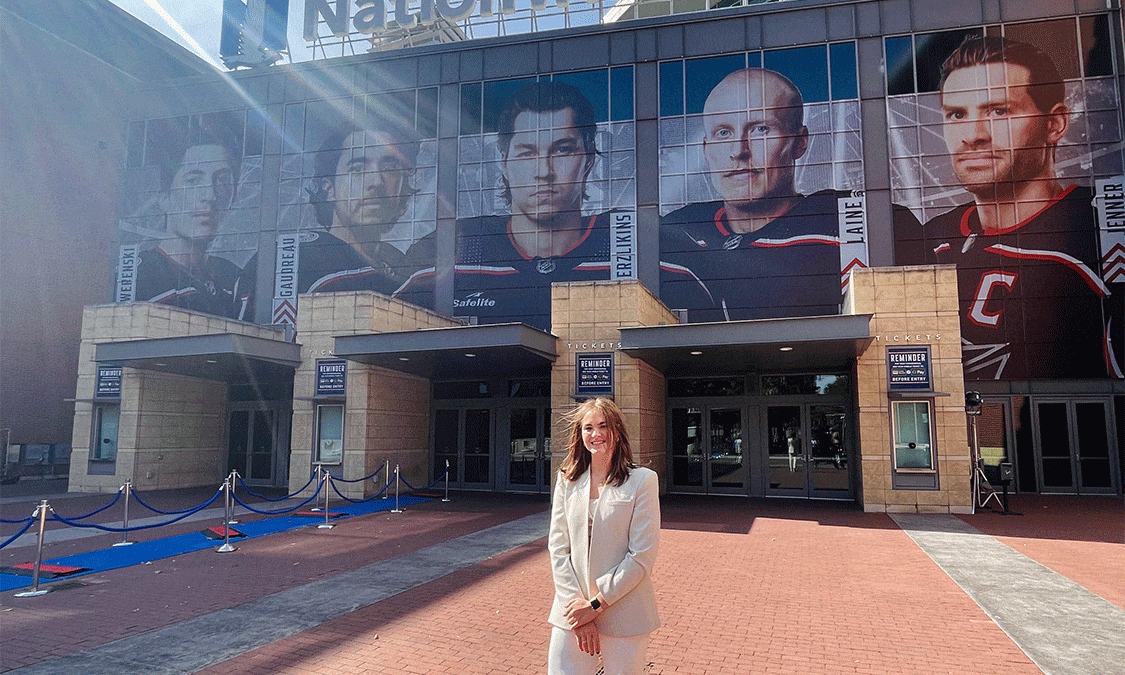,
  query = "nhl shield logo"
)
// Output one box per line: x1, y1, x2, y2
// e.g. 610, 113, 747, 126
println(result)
536, 257, 557, 274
